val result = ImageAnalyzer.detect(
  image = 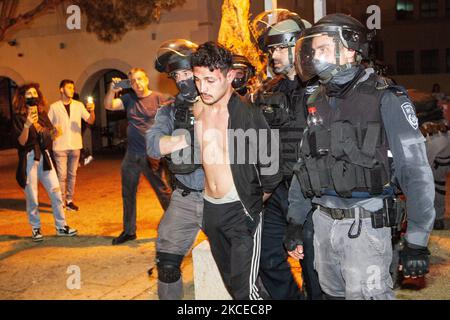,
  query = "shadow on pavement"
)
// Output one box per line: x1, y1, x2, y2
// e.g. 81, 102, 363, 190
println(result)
0, 199, 52, 213
0, 235, 157, 261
